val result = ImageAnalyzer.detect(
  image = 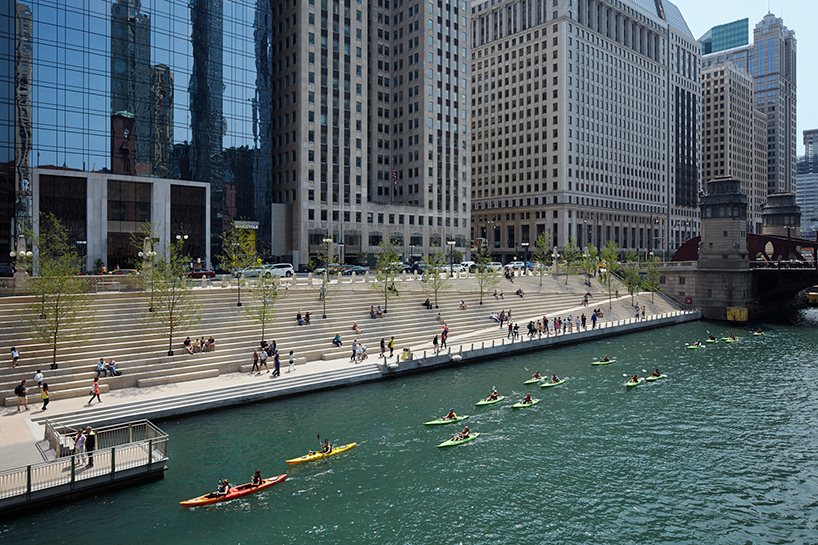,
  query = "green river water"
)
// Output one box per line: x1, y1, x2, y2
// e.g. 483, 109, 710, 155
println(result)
2, 310, 818, 544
